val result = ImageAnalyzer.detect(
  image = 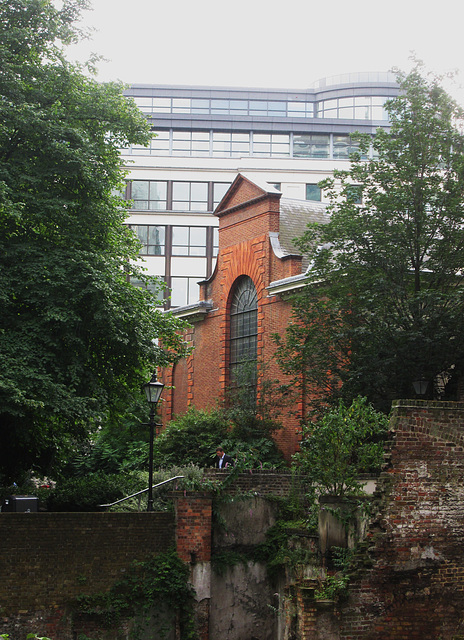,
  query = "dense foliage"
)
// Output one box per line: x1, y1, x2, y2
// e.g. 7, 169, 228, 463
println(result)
295, 396, 389, 496
44, 470, 145, 512
1, 635, 50, 640
0, 395, 286, 511
57, 391, 285, 476
275, 64, 464, 412
151, 407, 230, 468
65, 401, 285, 483
41, 466, 205, 512
144, 363, 288, 471
0, 0, 188, 481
